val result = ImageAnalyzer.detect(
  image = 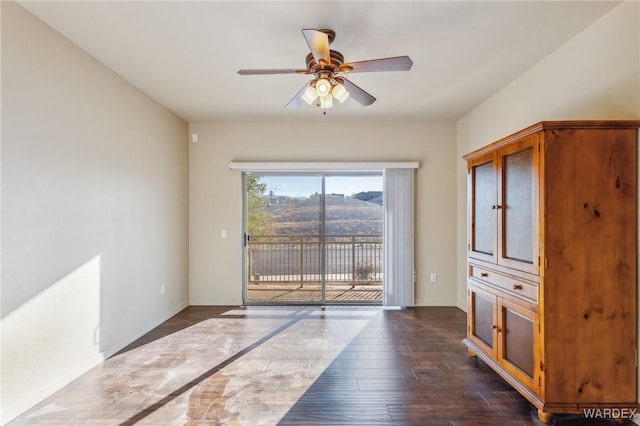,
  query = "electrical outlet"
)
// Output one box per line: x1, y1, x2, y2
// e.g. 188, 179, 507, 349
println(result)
160, 285, 166, 295
221, 229, 227, 238
430, 273, 437, 283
